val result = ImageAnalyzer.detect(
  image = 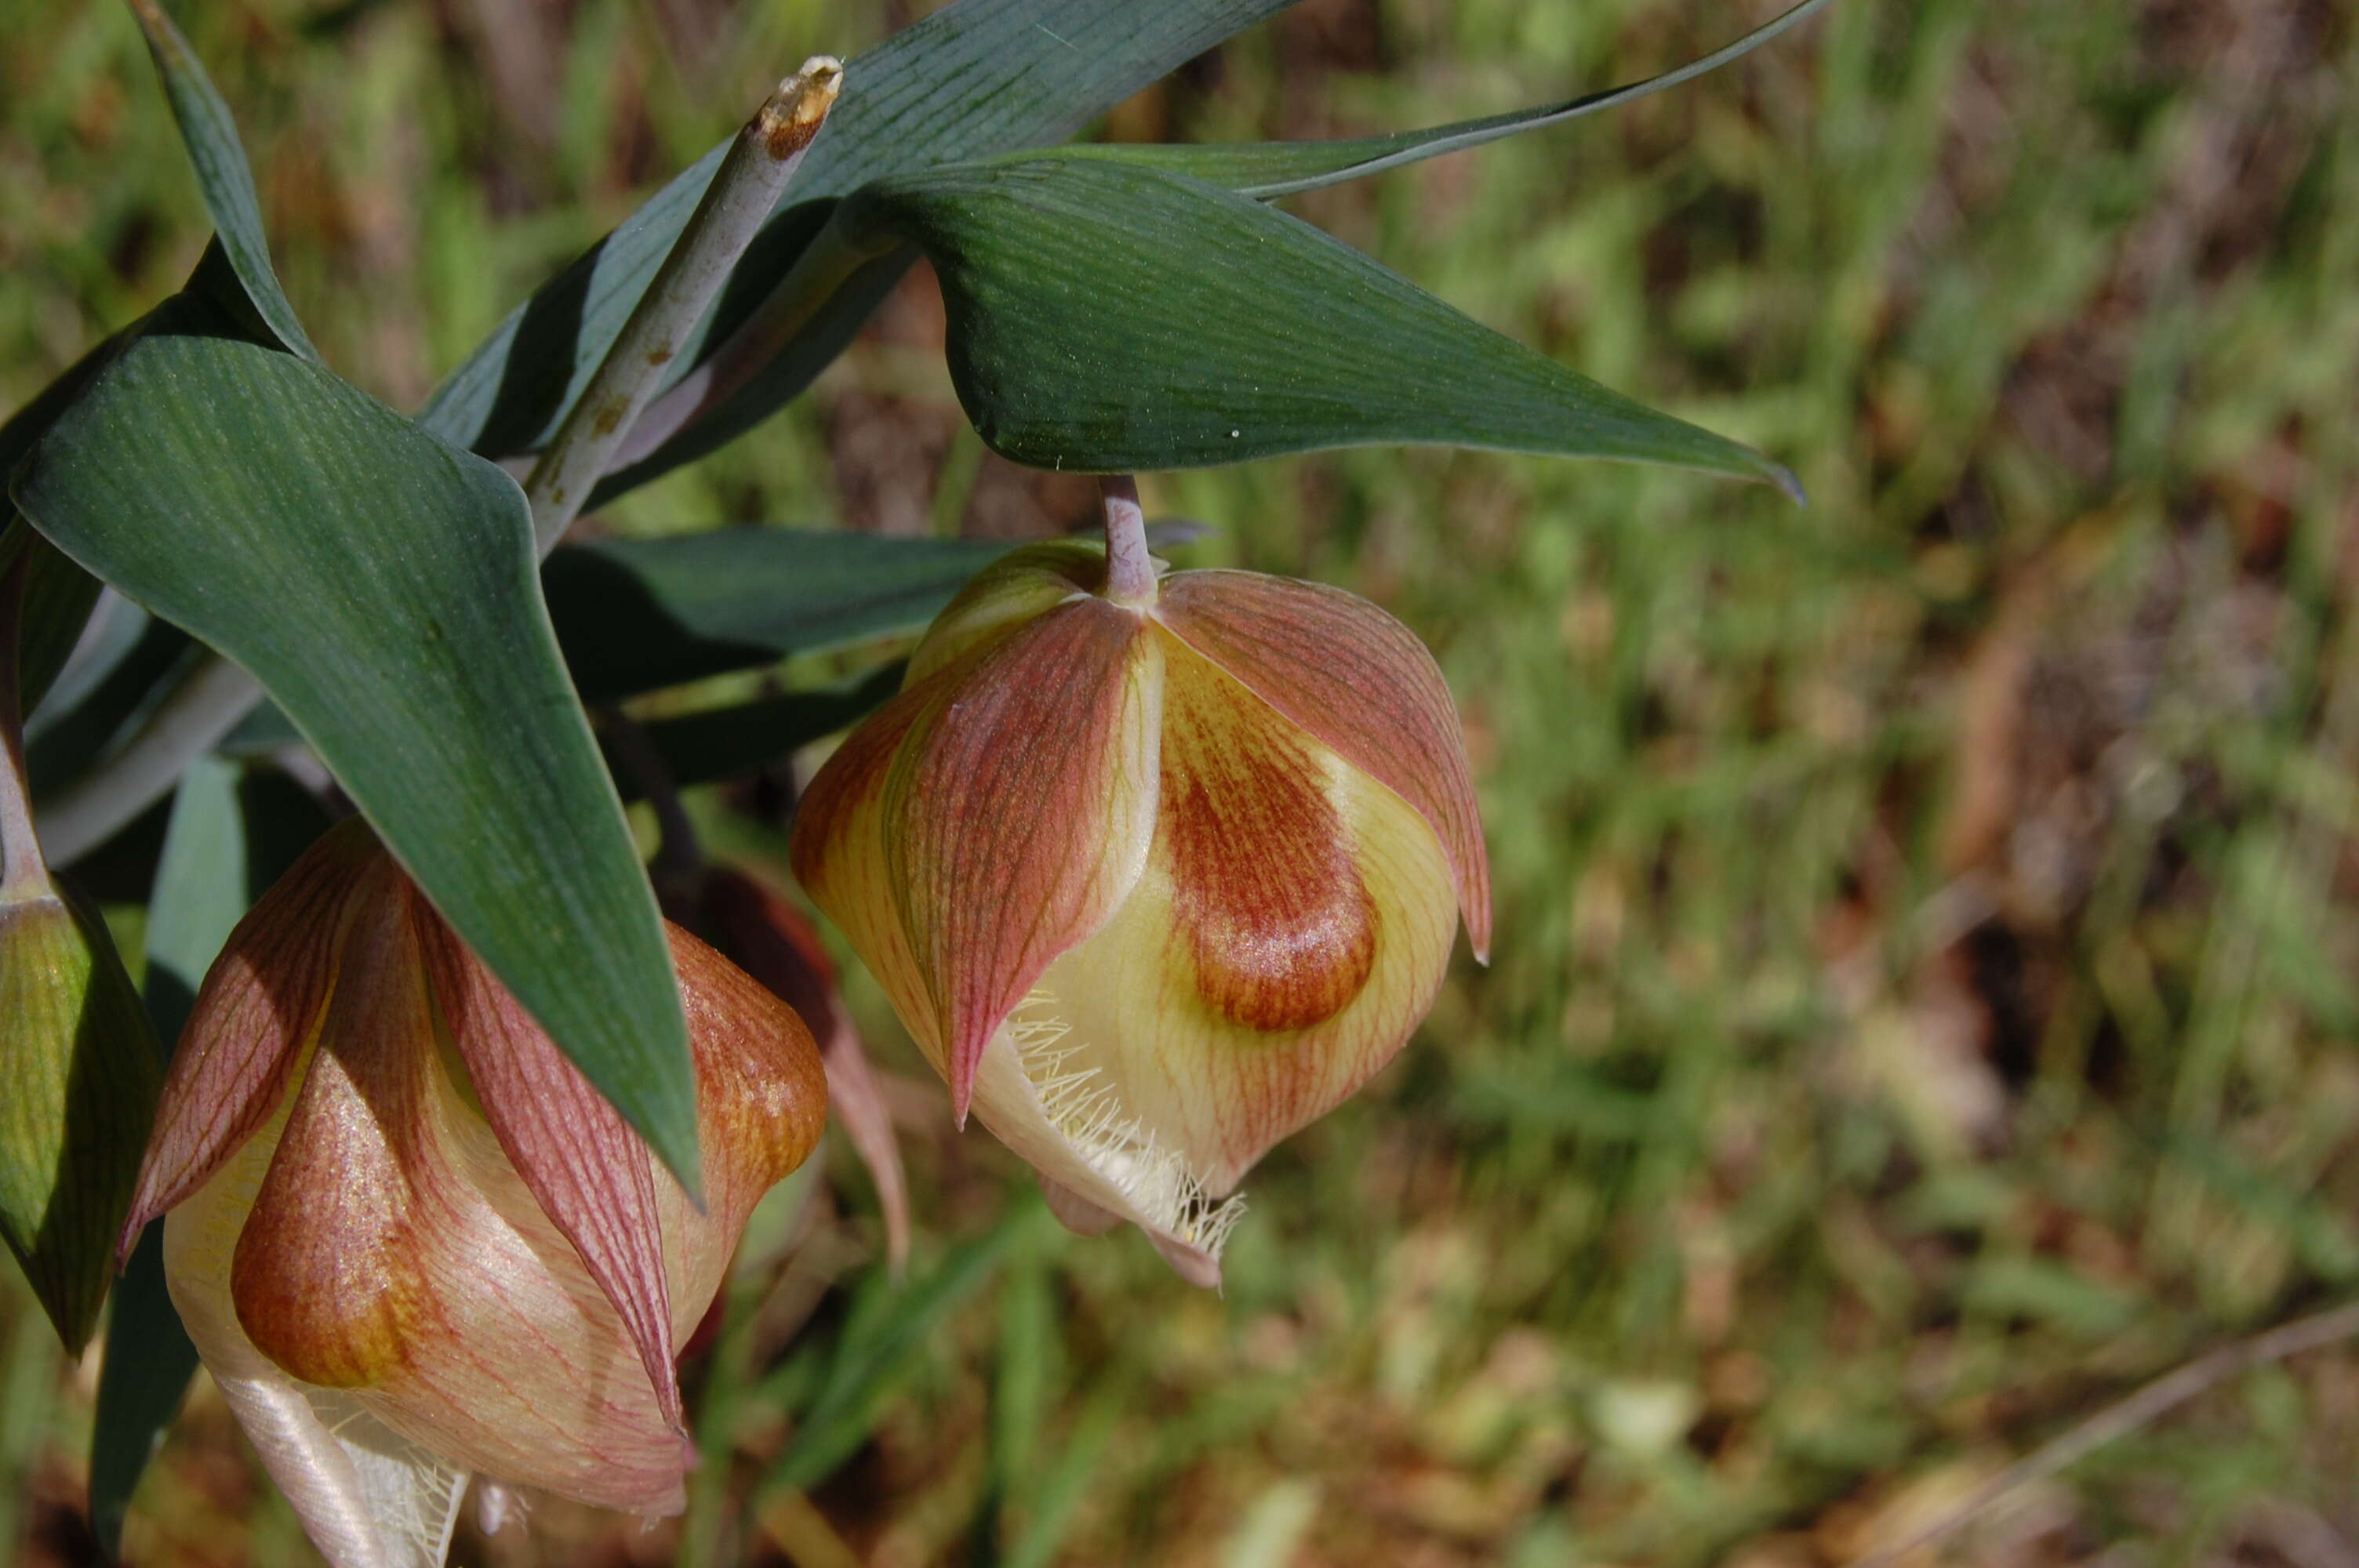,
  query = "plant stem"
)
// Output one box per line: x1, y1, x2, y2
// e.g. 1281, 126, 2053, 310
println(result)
34, 657, 262, 869
1100, 476, 1158, 608
0, 554, 53, 902
523, 56, 844, 551
598, 709, 703, 913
